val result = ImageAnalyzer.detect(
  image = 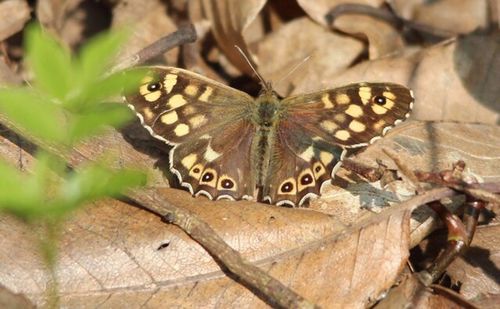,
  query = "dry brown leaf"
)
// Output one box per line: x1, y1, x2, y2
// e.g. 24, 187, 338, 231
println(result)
391, 0, 490, 35
36, 0, 110, 49
0, 186, 414, 308
297, 0, 385, 26
376, 273, 477, 309
256, 17, 364, 96
332, 15, 405, 59
198, 0, 266, 76
446, 224, 500, 299
0, 0, 30, 41
112, 0, 178, 65
0, 284, 34, 309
